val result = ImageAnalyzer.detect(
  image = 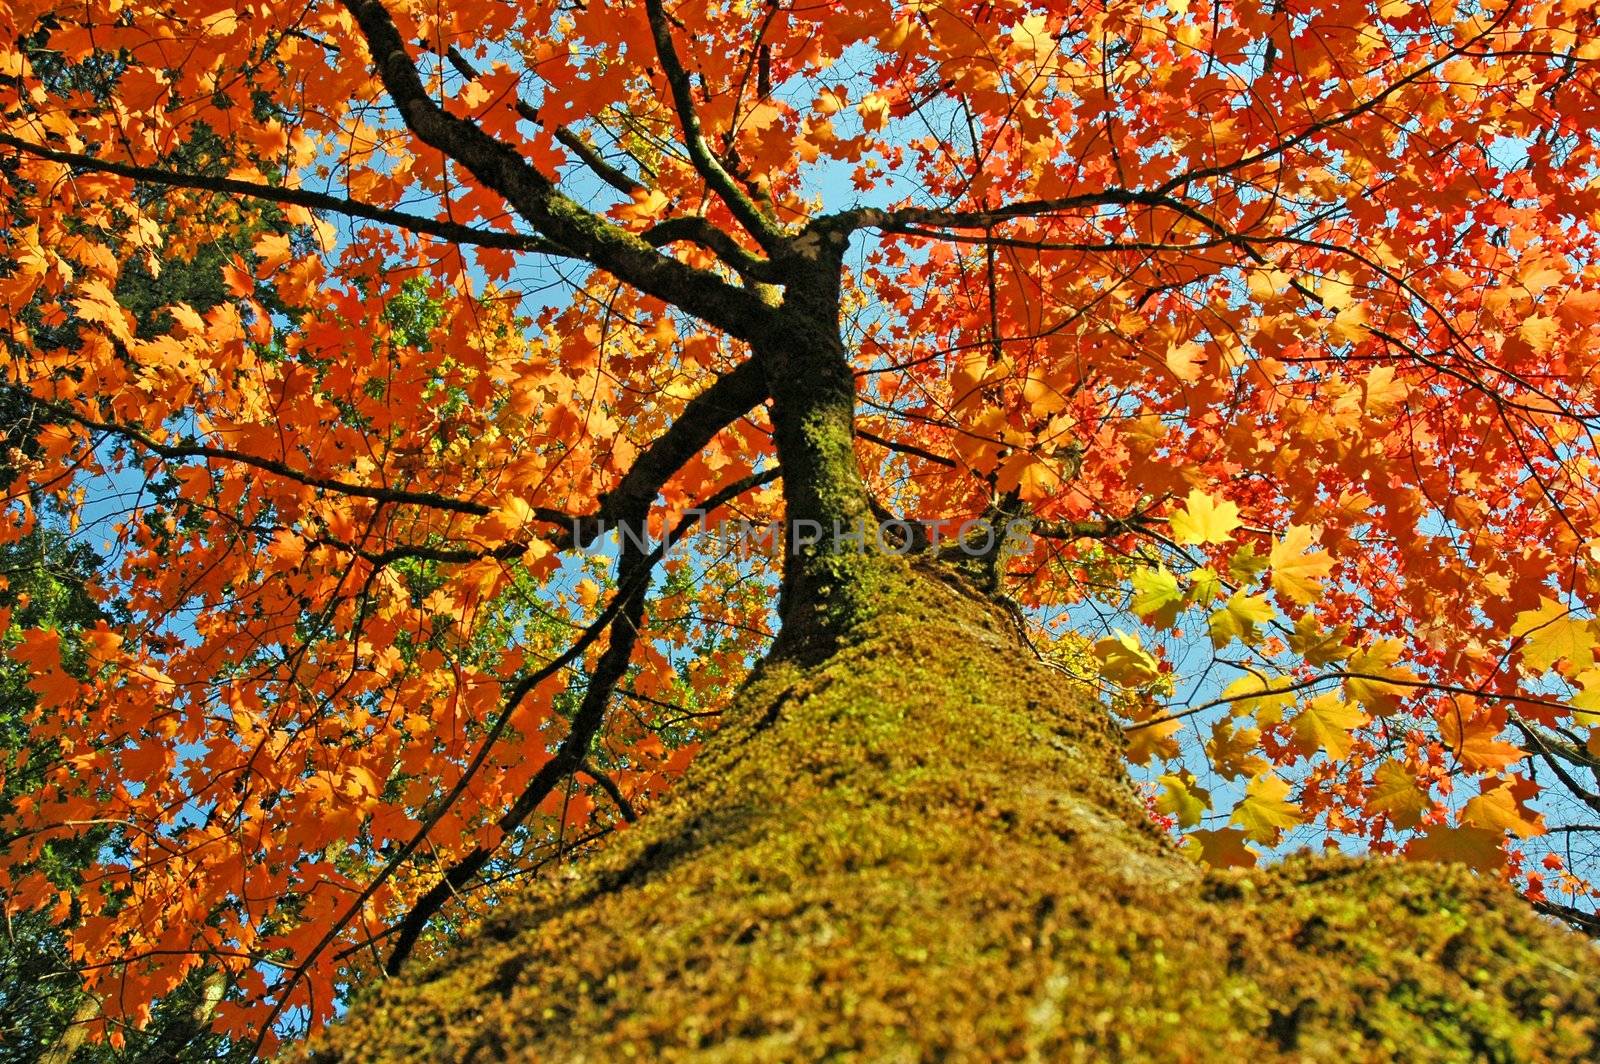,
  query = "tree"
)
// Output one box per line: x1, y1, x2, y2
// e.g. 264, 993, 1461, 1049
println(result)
0, 71, 282, 1055
2, 0, 1600, 1057
0, 523, 242, 1064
